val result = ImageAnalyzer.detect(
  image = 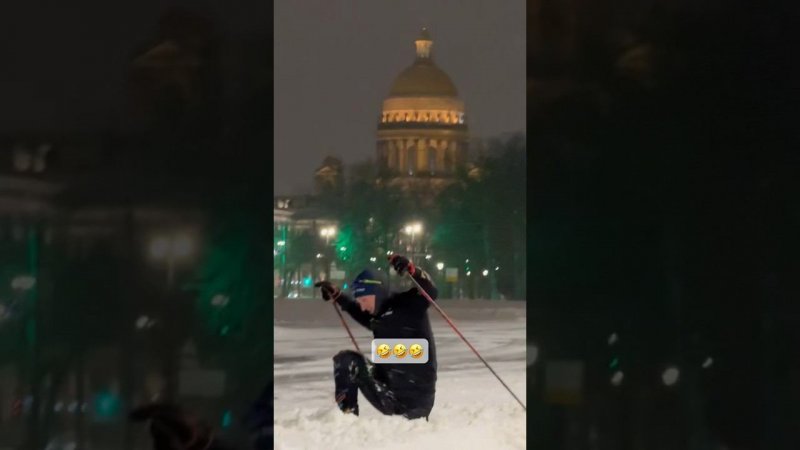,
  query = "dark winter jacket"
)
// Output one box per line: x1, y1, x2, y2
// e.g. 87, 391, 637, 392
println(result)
336, 270, 438, 403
